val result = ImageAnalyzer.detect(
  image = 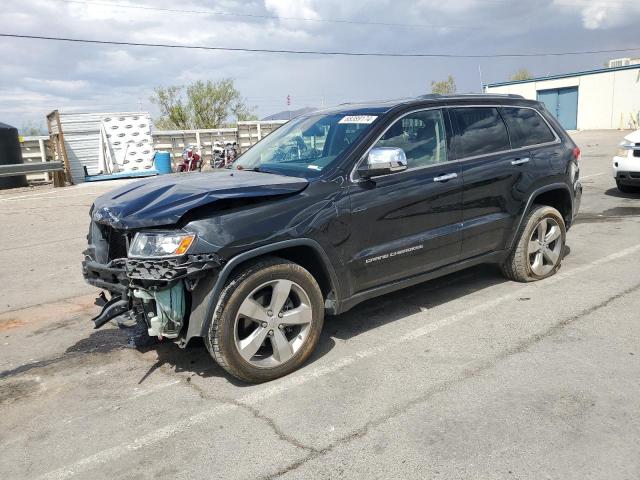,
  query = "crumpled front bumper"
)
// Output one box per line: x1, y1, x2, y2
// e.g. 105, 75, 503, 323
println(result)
82, 258, 129, 294
83, 253, 222, 293
82, 246, 223, 336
